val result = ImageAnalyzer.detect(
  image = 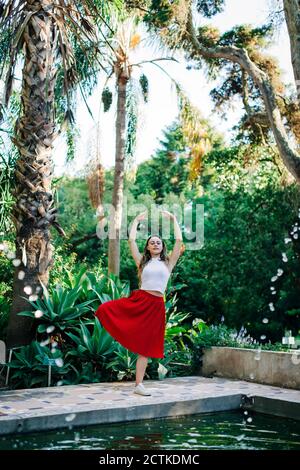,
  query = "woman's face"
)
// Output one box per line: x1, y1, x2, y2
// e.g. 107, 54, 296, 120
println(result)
147, 237, 163, 256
